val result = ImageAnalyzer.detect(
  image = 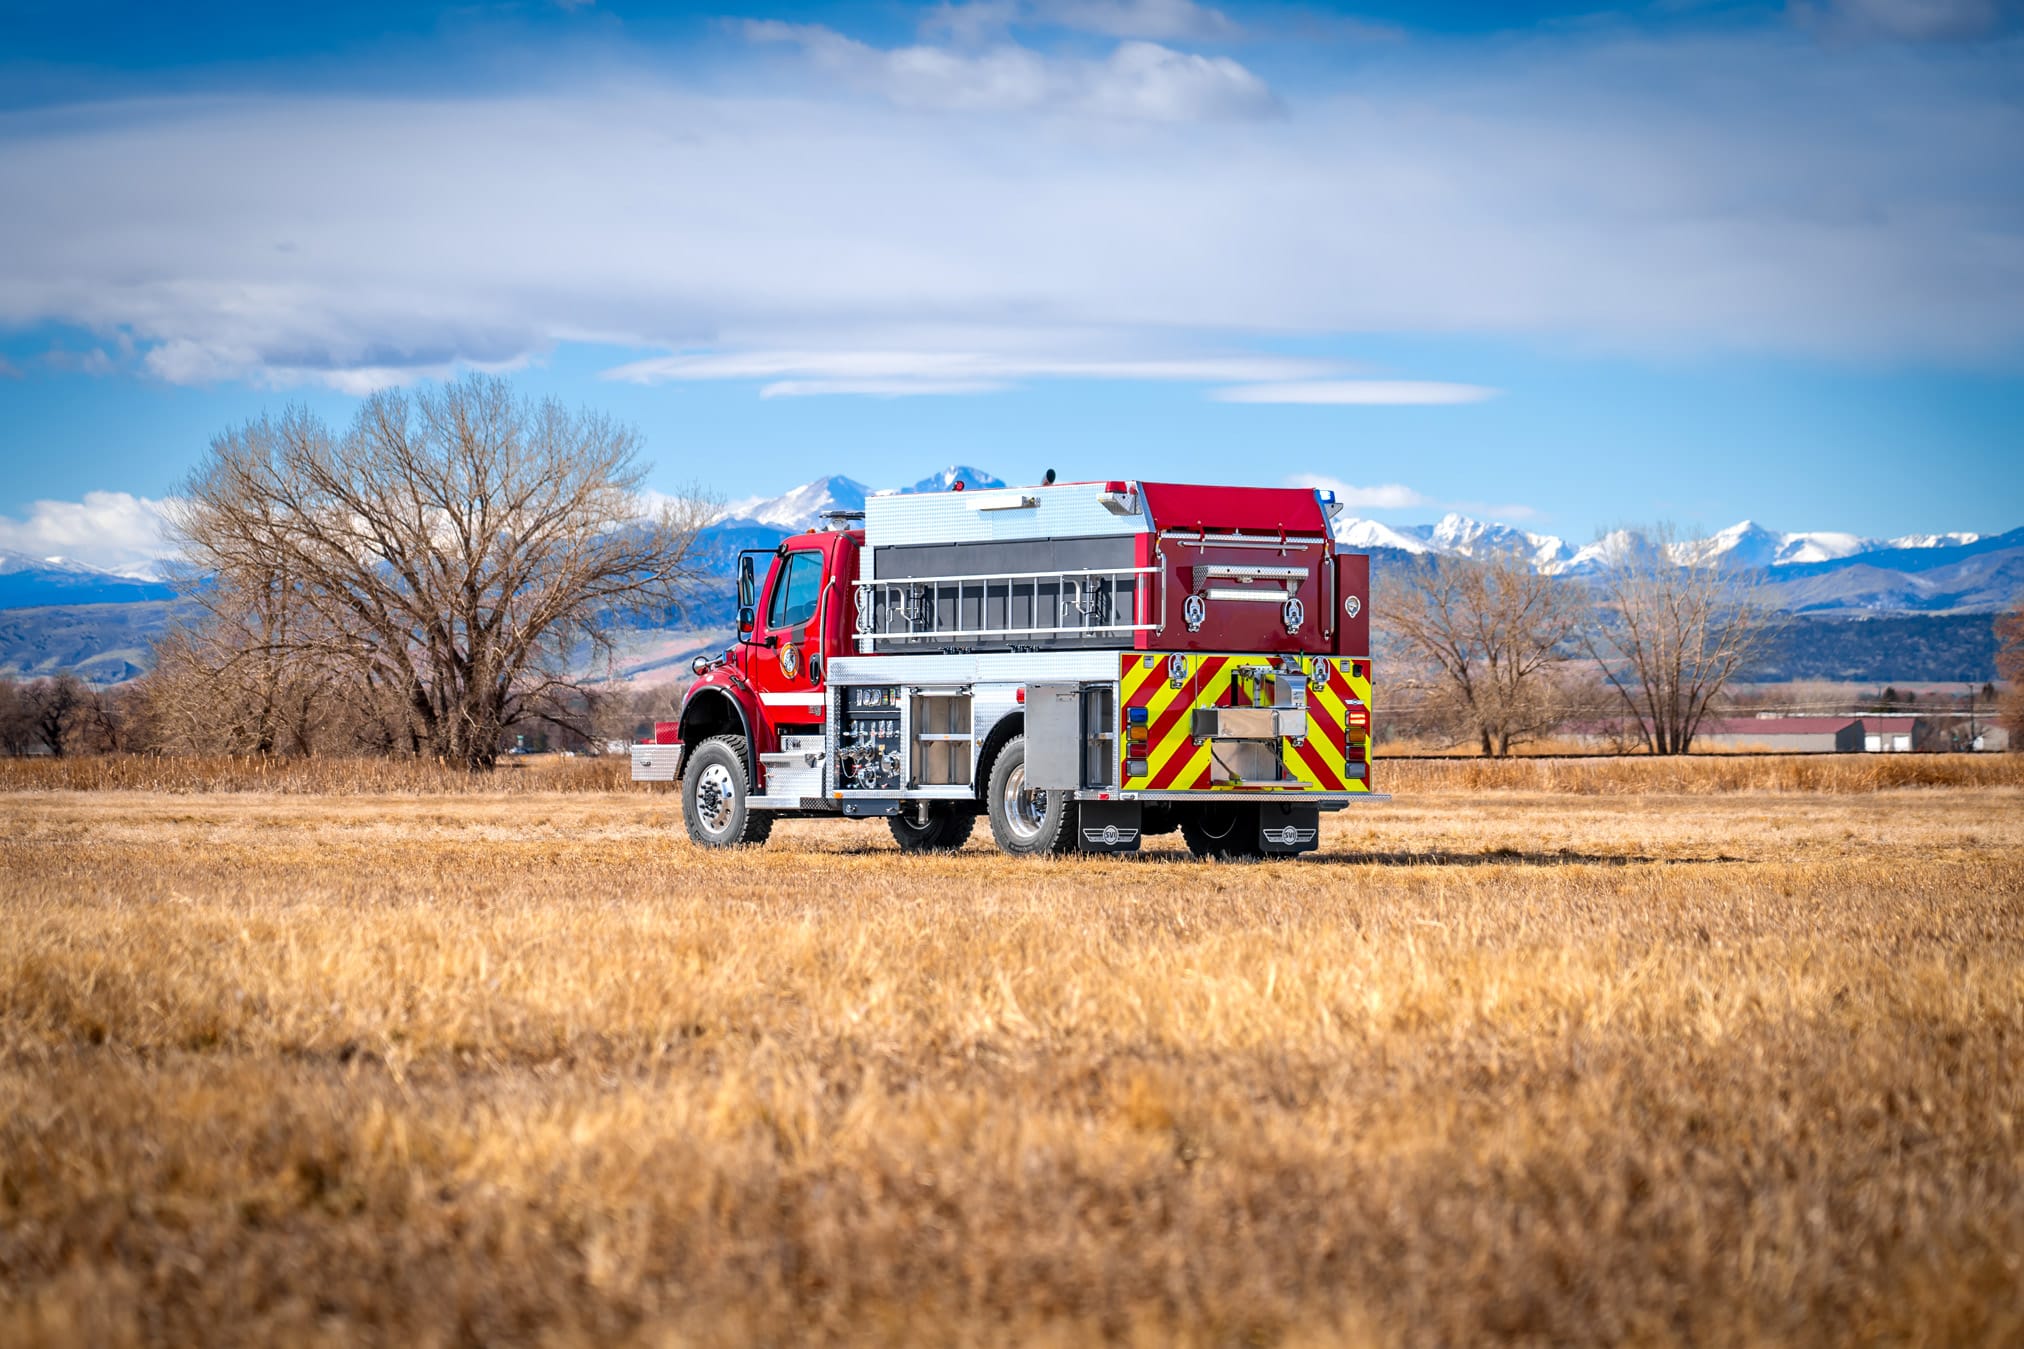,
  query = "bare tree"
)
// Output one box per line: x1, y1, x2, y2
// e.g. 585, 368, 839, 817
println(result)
169, 375, 715, 769
1581, 526, 1775, 755
15, 675, 88, 757
1380, 549, 1586, 756
1997, 599, 2024, 746
0, 678, 32, 756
